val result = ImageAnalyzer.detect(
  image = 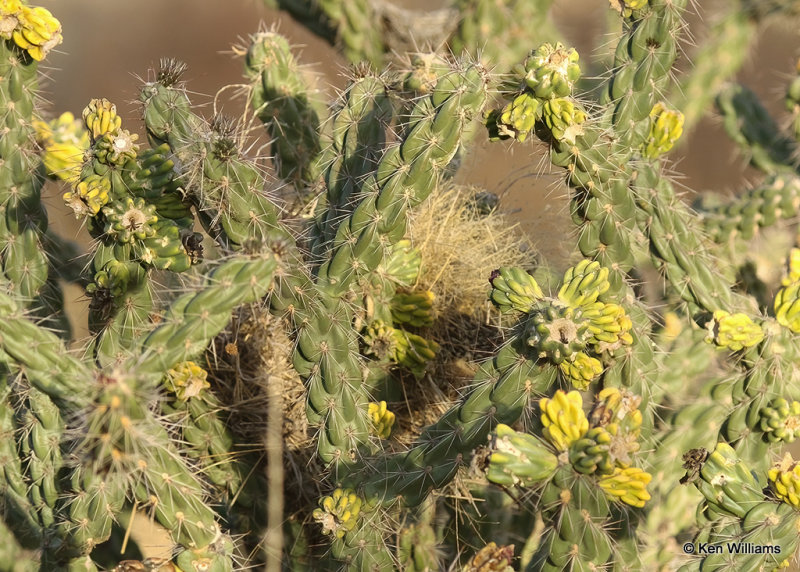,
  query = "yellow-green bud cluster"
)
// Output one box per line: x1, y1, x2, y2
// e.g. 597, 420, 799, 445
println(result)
642, 102, 684, 158
538, 390, 650, 506
782, 248, 800, 287
690, 442, 764, 518
94, 129, 139, 166
83, 98, 123, 142
775, 277, 800, 333
381, 239, 422, 287
166, 361, 210, 401
488, 266, 543, 313
515, 261, 632, 389
0, 0, 61, 61
571, 388, 643, 474
86, 259, 131, 298
769, 454, 800, 509
102, 197, 159, 244
32, 111, 90, 183
597, 467, 652, 508
759, 398, 800, 443
541, 97, 586, 145
312, 488, 362, 539
704, 310, 764, 351
487, 42, 585, 144
362, 320, 439, 379
608, 0, 648, 18
462, 542, 515, 572
391, 290, 435, 327
367, 401, 395, 439
487, 423, 560, 486
63, 174, 111, 217
522, 42, 581, 100
488, 92, 540, 142
540, 390, 589, 452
